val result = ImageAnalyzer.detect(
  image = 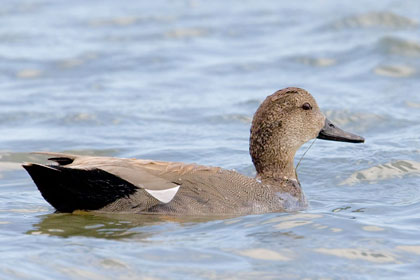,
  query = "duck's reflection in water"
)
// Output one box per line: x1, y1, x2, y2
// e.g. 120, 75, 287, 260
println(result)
27, 211, 235, 240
